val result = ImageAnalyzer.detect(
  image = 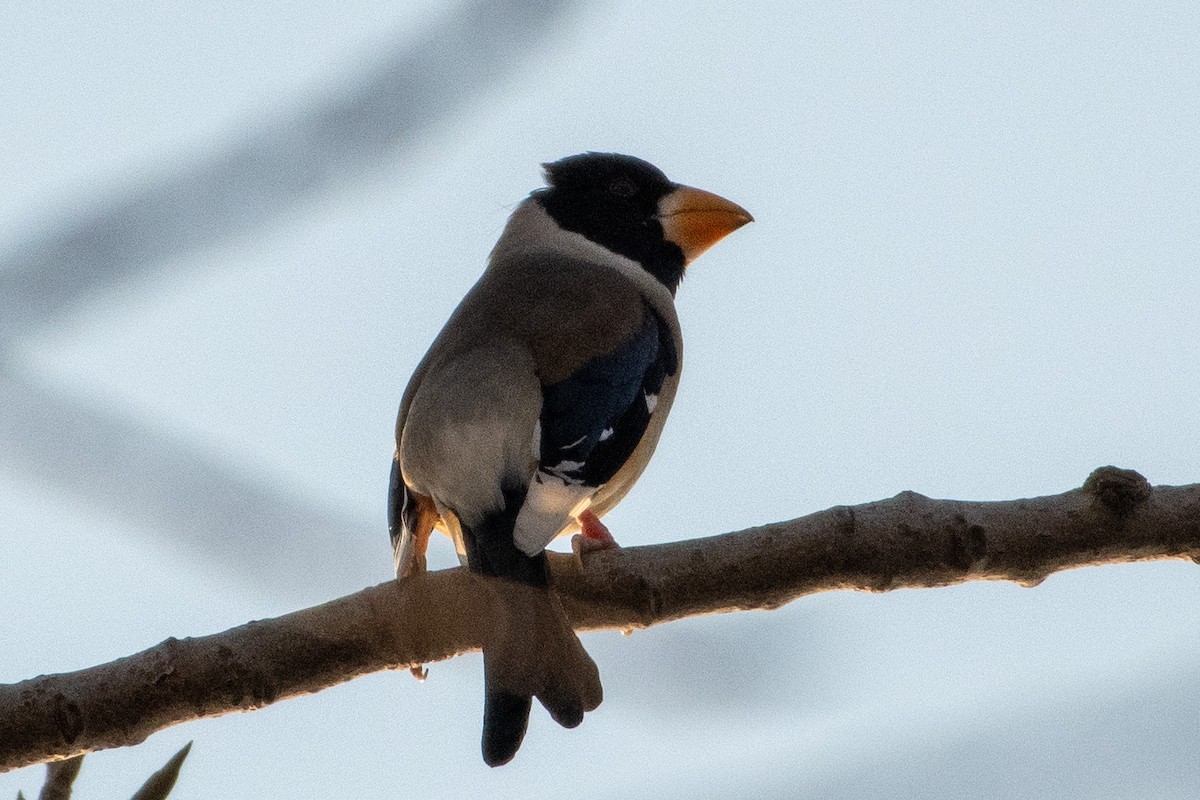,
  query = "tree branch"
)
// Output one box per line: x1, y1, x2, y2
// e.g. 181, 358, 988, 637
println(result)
3, 466, 1198, 773
36, 754, 82, 800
